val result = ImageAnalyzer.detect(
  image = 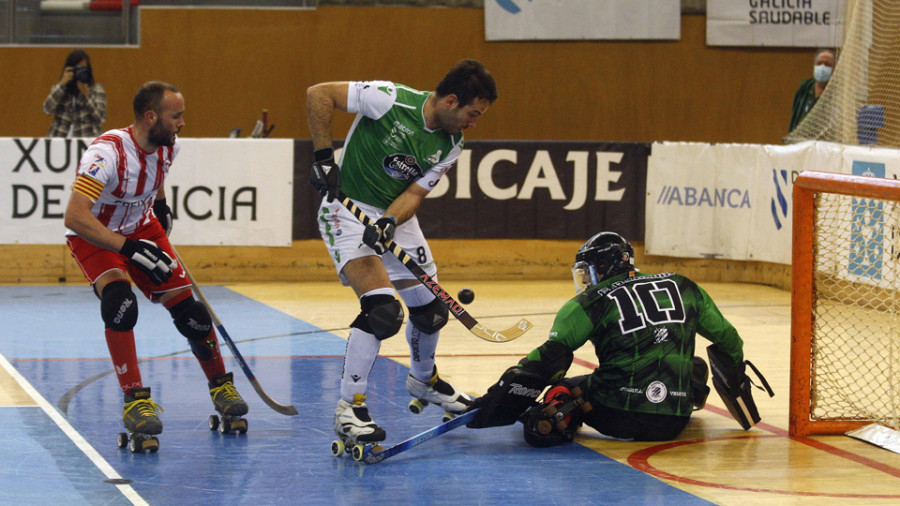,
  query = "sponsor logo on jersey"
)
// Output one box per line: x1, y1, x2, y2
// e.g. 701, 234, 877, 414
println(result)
646, 381, 668, 403
653, 327, 669, 344
426, 150, 442, 164
383, 153, 423, 180
87, 163, 102, 176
